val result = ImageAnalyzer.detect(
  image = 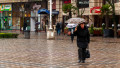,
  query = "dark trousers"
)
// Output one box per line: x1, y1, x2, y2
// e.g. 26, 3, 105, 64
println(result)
57, 29, 60, 35
71, 34, 74, 42
78, 48, 86, 60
